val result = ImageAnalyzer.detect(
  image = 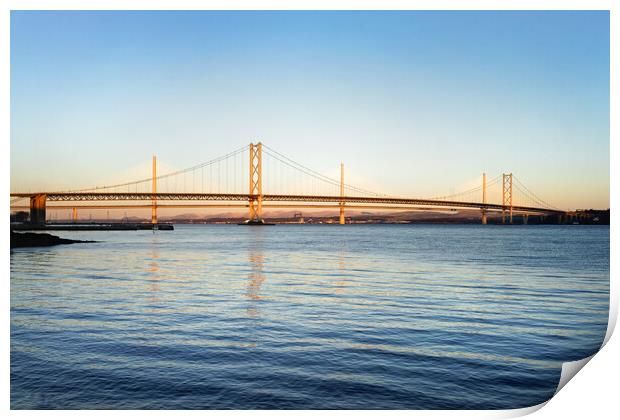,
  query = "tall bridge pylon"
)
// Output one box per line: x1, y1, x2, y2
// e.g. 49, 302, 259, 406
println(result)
481, 173, 487, 225
248, 142, 263, 222
152, 155, 157, 225
502, 173, 513, 224
339, 162, 345, 225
